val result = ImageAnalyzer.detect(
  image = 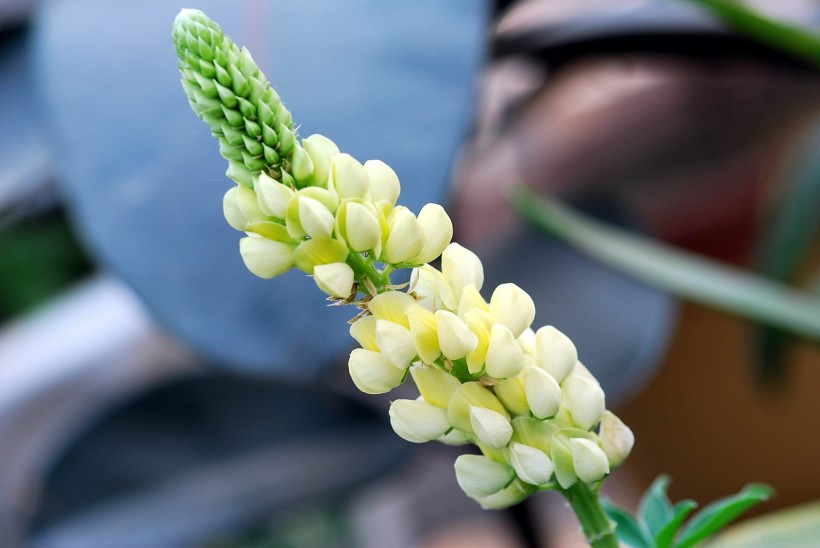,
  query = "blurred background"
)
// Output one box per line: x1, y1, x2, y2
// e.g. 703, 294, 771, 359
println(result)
0, 0, 819, 546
